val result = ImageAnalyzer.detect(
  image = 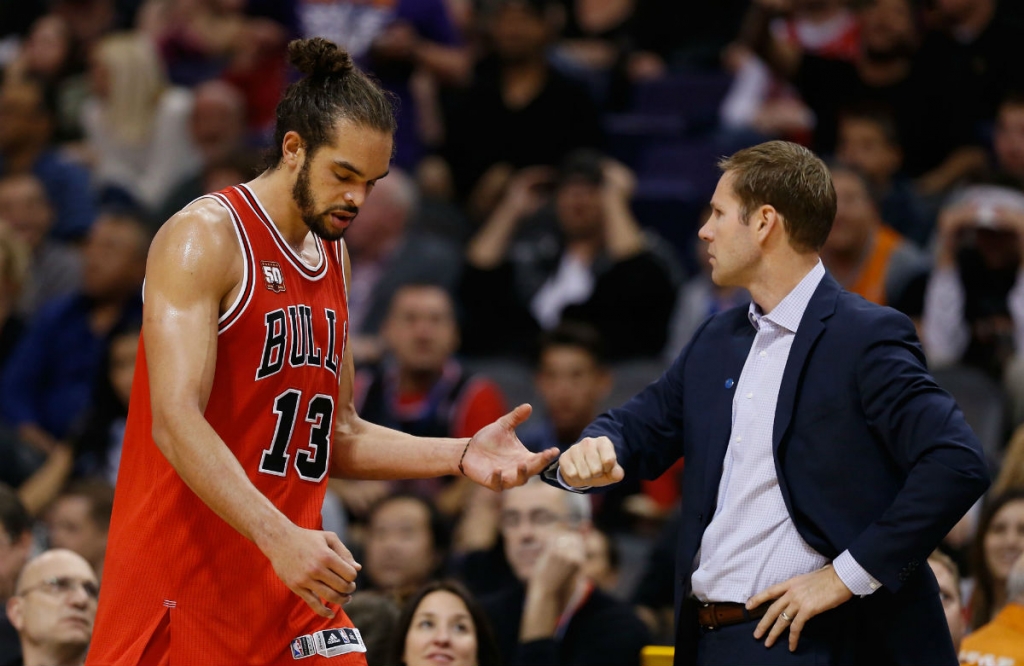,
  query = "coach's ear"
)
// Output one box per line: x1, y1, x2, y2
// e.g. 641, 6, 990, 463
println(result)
755, 204, 781, 245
